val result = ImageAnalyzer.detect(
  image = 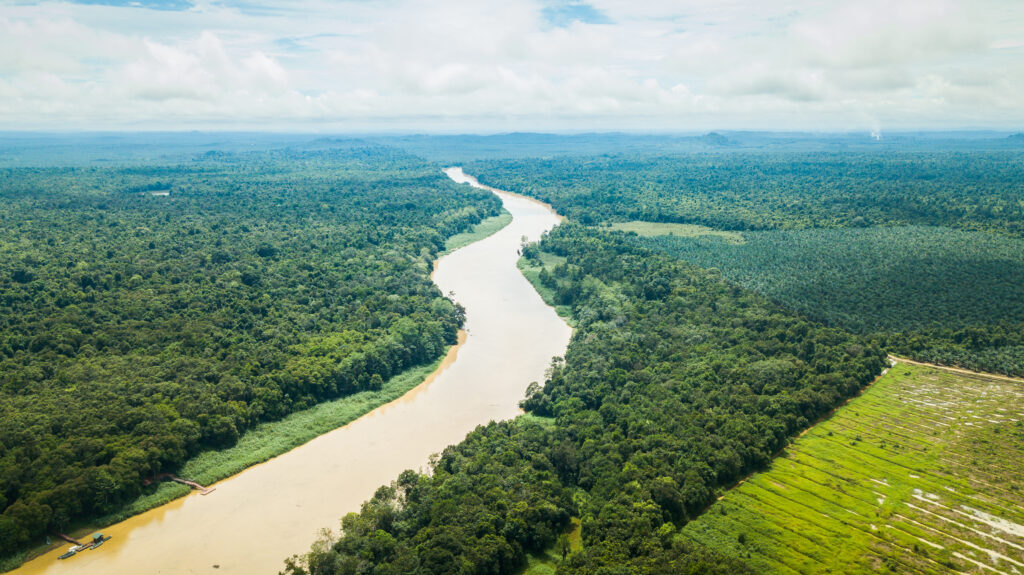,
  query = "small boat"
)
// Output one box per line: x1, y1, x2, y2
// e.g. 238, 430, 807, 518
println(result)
58, 546, 82, 560
88, 533, 112, 550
